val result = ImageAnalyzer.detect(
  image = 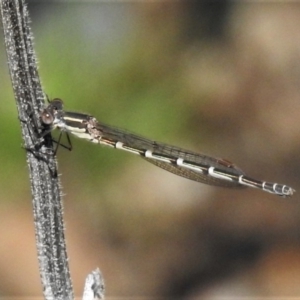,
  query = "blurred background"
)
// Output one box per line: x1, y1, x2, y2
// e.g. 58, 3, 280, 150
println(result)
1, 1, 300, 299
